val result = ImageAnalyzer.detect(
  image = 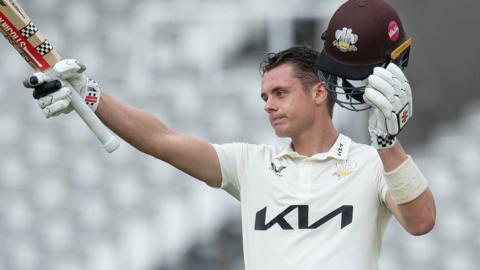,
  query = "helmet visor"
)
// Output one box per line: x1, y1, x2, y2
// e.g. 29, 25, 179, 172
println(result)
318, 71, 371, 112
